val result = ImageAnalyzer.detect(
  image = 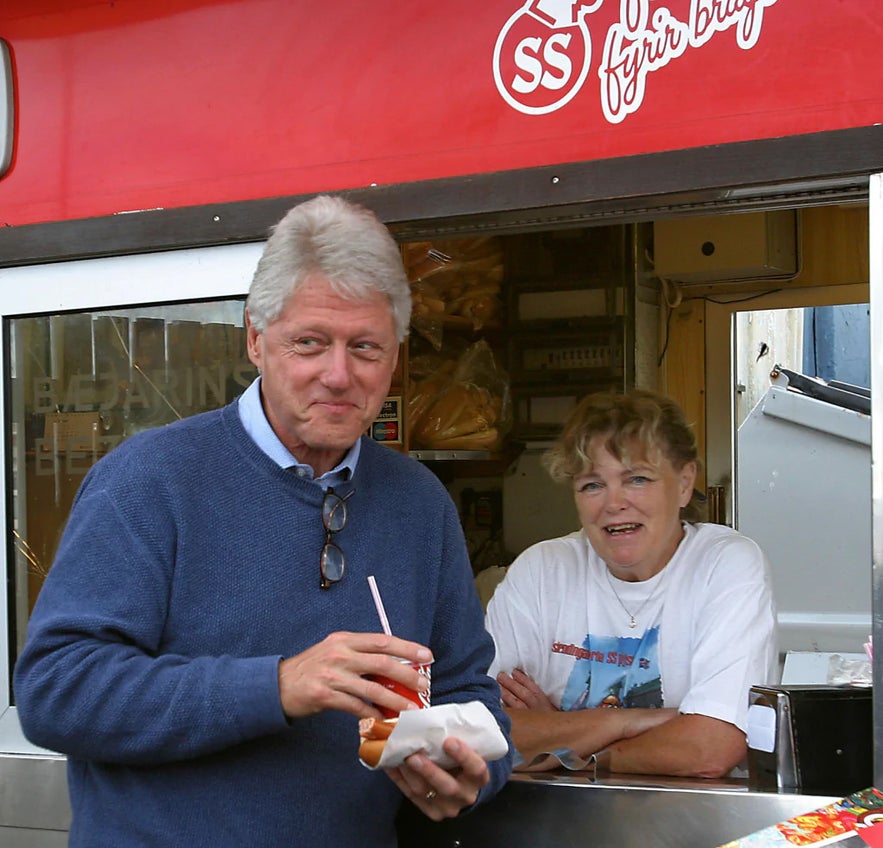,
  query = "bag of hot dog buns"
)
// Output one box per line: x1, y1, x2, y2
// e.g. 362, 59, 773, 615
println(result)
407, 340, 510, 452
405, 238, 504, 348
